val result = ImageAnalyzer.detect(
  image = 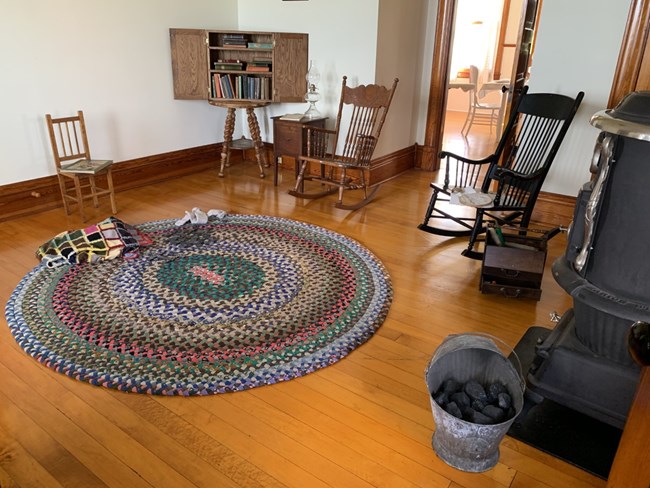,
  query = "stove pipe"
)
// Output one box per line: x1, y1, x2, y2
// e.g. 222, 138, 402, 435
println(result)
526, 91, 650, 429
